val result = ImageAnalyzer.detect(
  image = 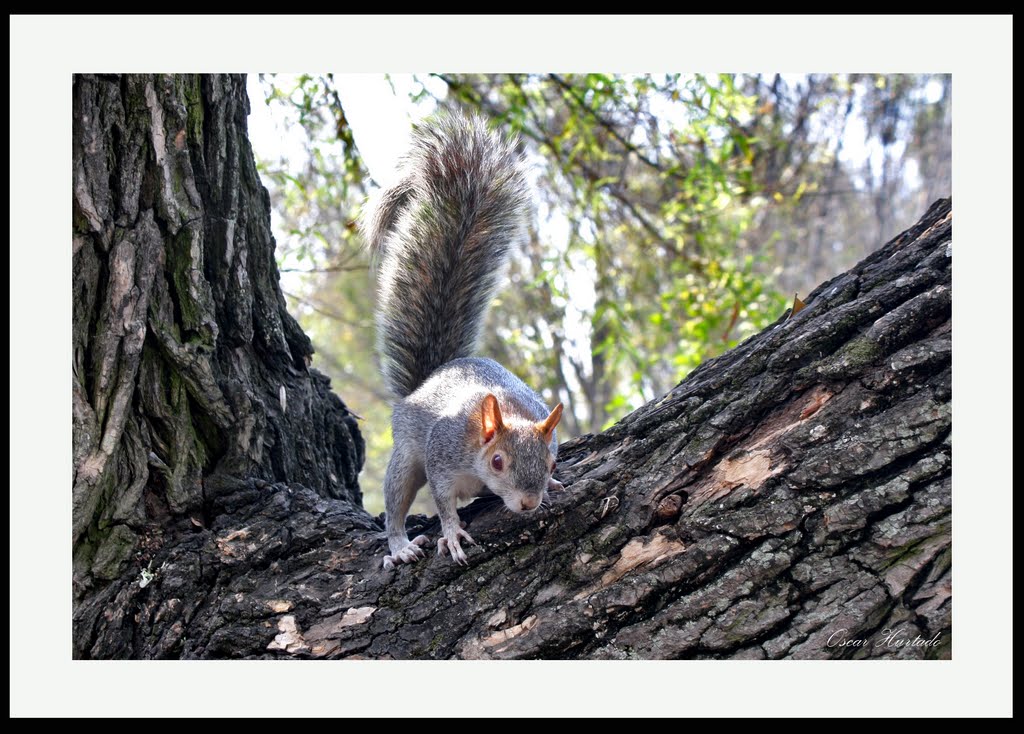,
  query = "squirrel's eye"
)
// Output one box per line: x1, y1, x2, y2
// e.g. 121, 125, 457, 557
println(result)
491, 453, 504, 472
